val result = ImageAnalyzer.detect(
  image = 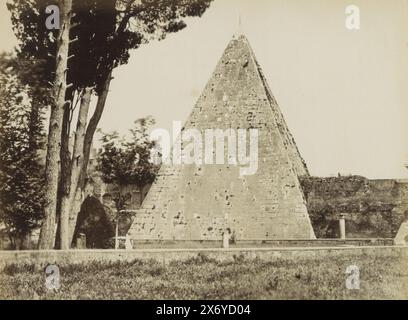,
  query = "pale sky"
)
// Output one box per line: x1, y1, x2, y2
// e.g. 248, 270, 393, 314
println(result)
1, 0, 408, 179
